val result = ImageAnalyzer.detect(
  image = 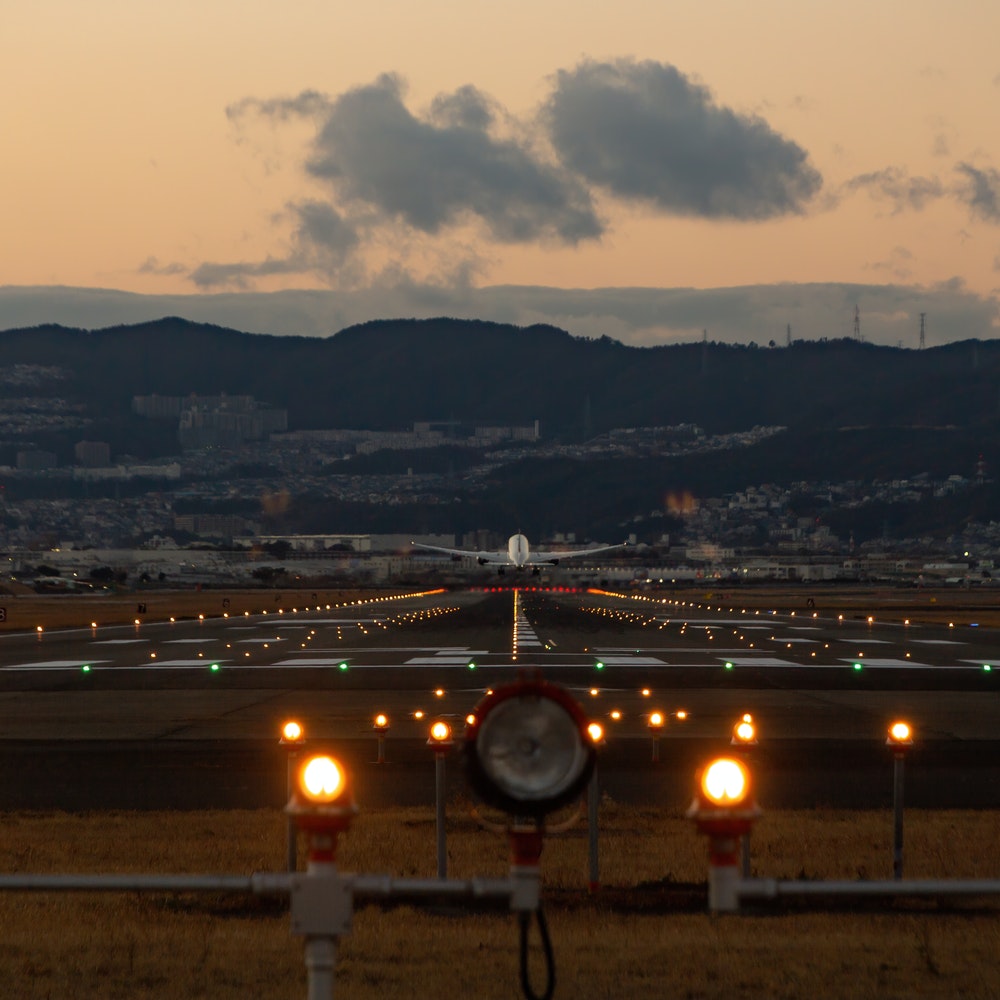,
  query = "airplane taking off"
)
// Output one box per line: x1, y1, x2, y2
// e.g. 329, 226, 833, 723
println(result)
411, 533, 627, 574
